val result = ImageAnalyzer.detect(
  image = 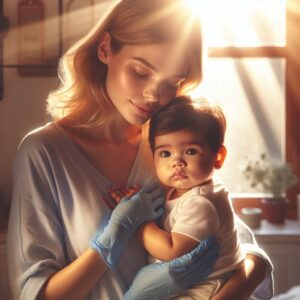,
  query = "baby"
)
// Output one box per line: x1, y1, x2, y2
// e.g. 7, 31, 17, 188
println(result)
111, 96, 244, 299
